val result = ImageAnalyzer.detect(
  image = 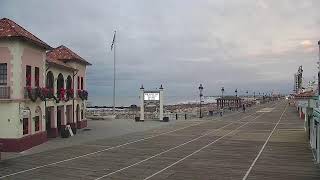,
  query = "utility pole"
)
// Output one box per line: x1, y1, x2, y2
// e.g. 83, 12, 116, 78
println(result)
111, 31, 116, 115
